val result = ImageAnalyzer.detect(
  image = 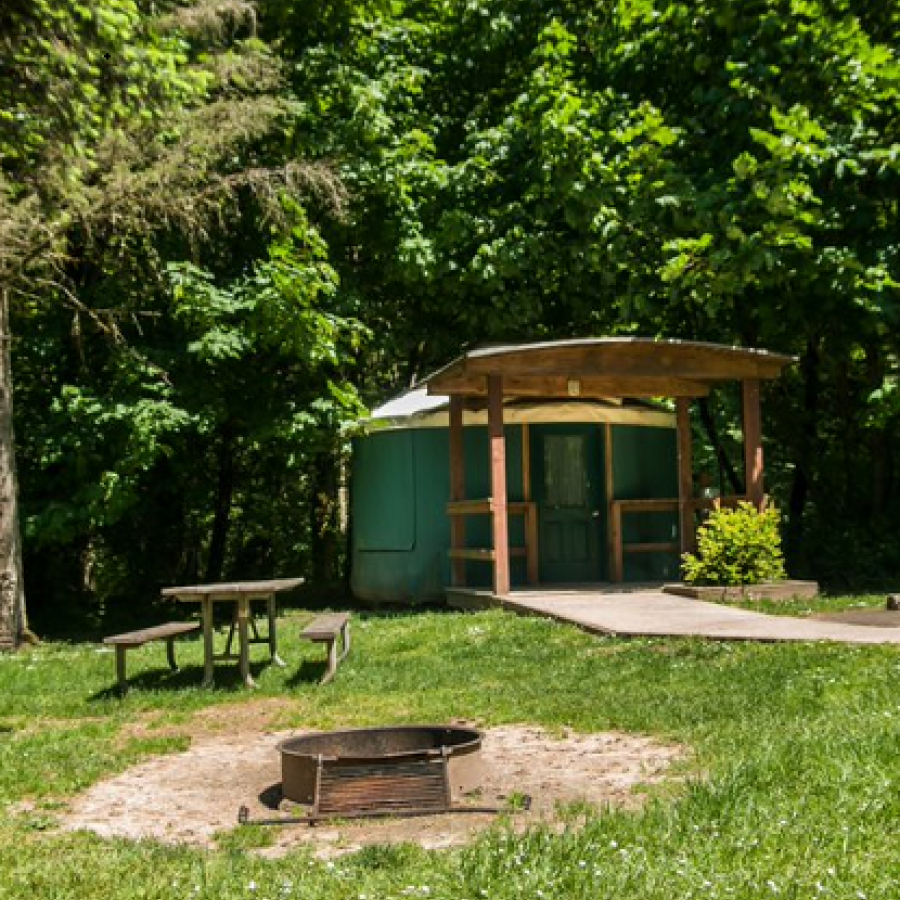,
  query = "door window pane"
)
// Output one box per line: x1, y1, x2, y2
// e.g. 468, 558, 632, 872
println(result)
544, 435, 587, 508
